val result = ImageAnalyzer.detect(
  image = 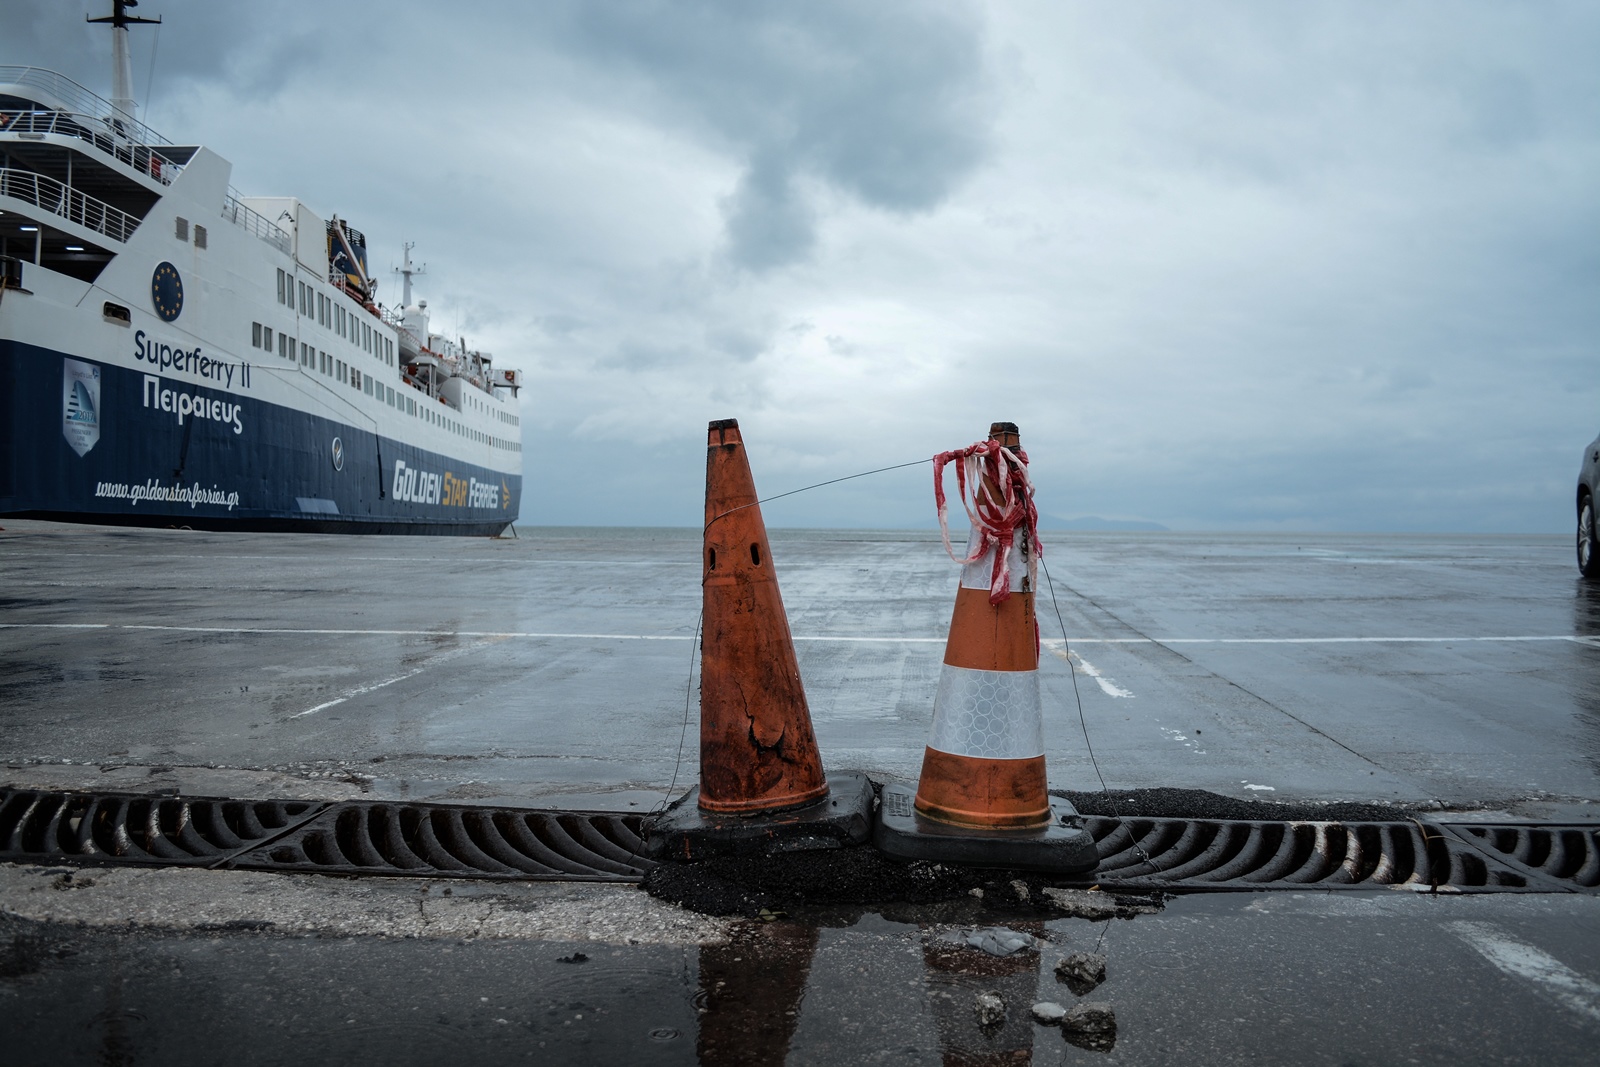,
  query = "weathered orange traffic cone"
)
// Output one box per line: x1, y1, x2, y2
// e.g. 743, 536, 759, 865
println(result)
875, 422, 1097, 873
644, 419, 872, 859
698, 418, 827, 812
